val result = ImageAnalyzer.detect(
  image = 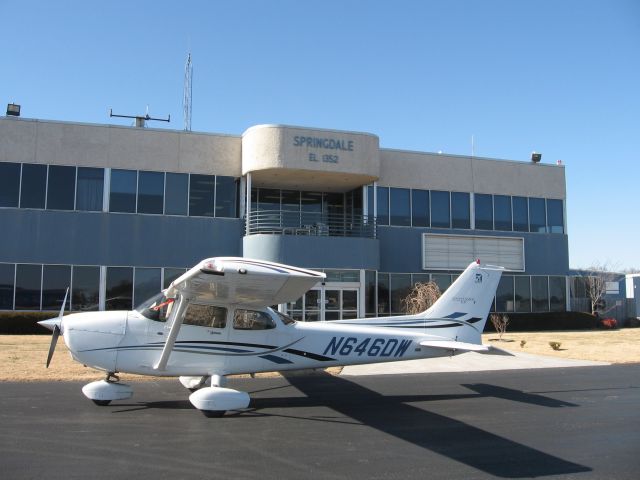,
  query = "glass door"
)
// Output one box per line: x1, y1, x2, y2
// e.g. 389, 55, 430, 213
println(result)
286, 286, 360, 321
